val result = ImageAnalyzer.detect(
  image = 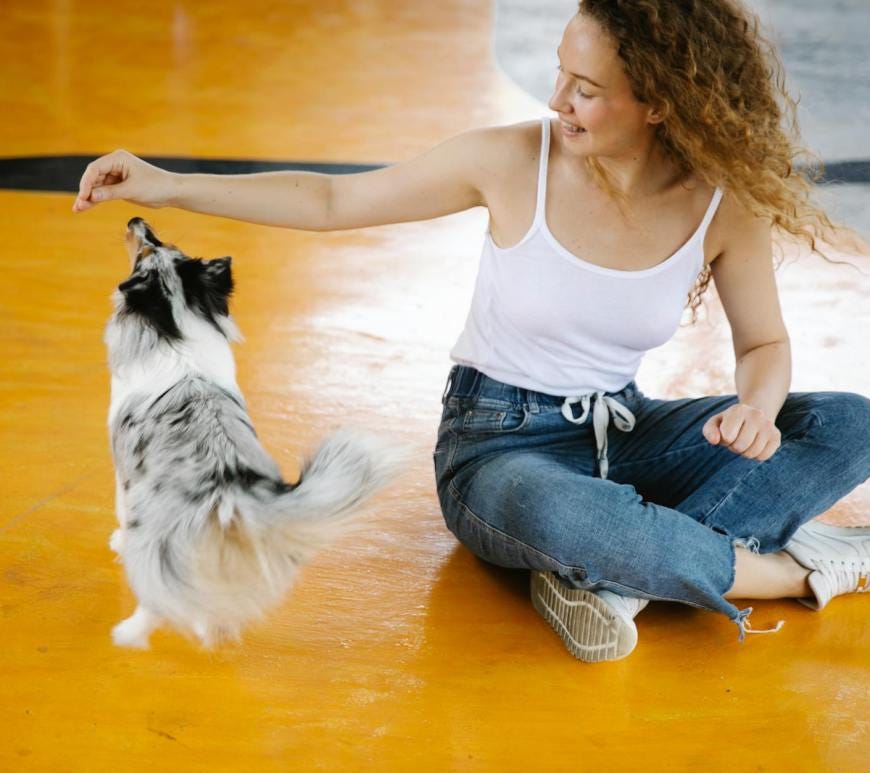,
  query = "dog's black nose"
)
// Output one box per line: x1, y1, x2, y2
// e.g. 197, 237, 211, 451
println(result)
127, 216, 145, 229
